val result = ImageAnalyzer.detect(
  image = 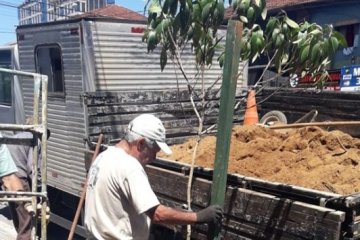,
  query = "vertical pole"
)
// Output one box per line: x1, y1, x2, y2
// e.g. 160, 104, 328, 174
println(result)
41, 75, 48, 240
209, 20, 242, 239
31, 75, 41, 240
